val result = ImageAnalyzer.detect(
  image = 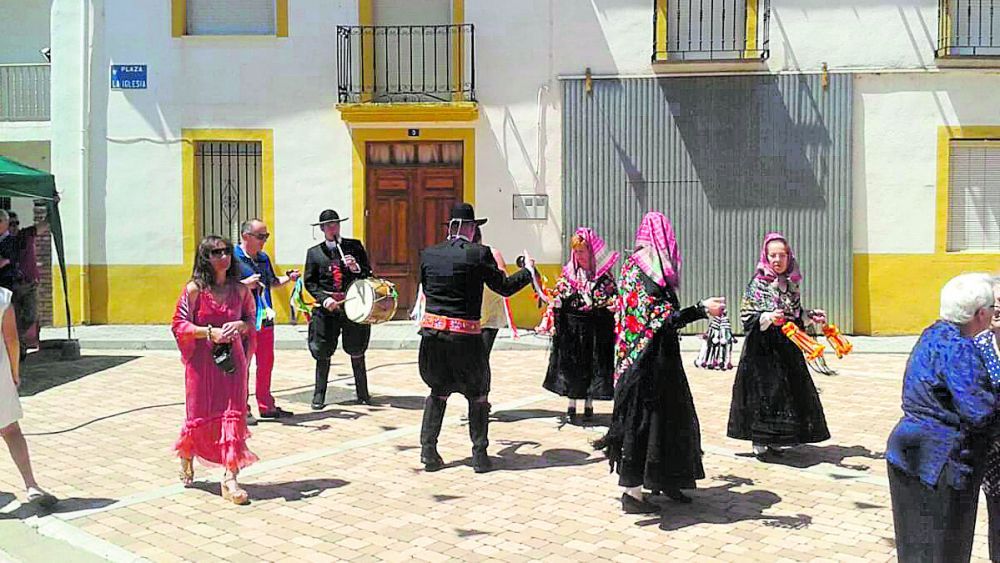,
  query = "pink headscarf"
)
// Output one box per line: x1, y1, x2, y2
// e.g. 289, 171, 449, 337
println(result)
755, 232, 802, 283
633, 212, 681, 288
562, 227, 619, 291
